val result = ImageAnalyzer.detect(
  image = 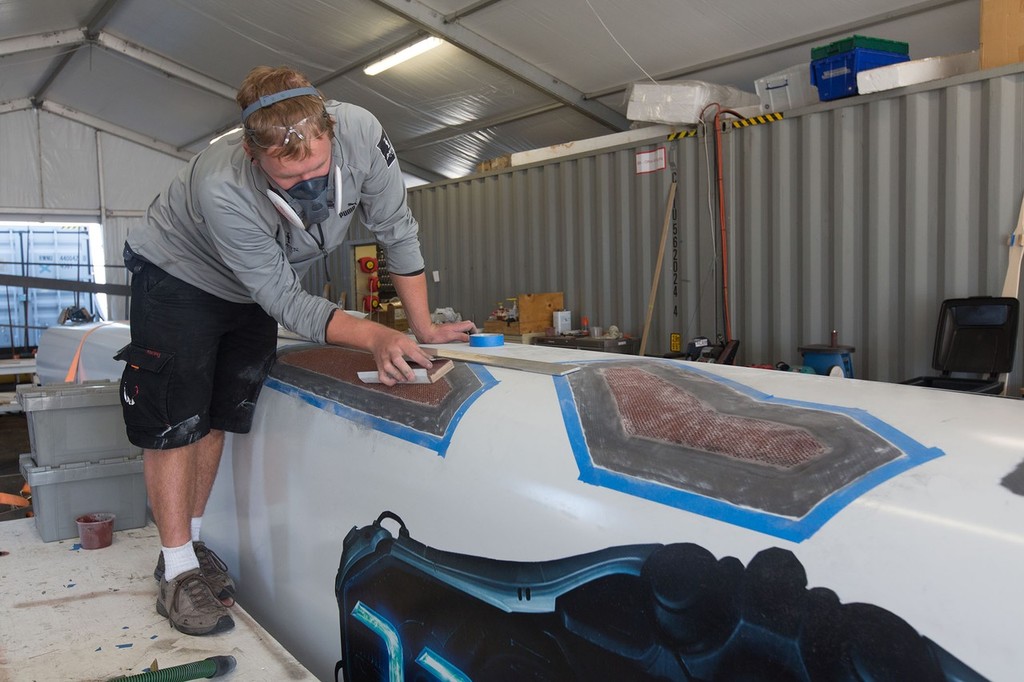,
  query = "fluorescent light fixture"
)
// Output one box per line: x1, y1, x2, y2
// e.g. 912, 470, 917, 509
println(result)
209, 127, 242, 145
364, 36, 443, 76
